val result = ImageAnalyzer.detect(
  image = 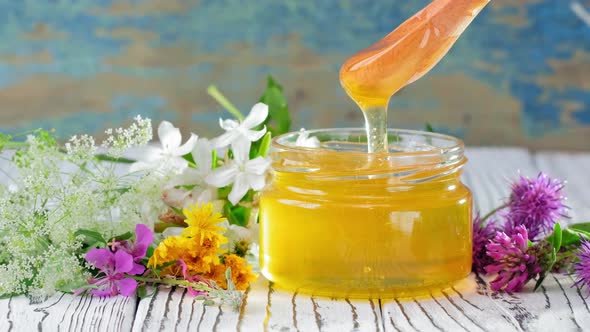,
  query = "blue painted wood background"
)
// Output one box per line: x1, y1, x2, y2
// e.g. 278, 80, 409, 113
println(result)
0, 0, 588, 149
